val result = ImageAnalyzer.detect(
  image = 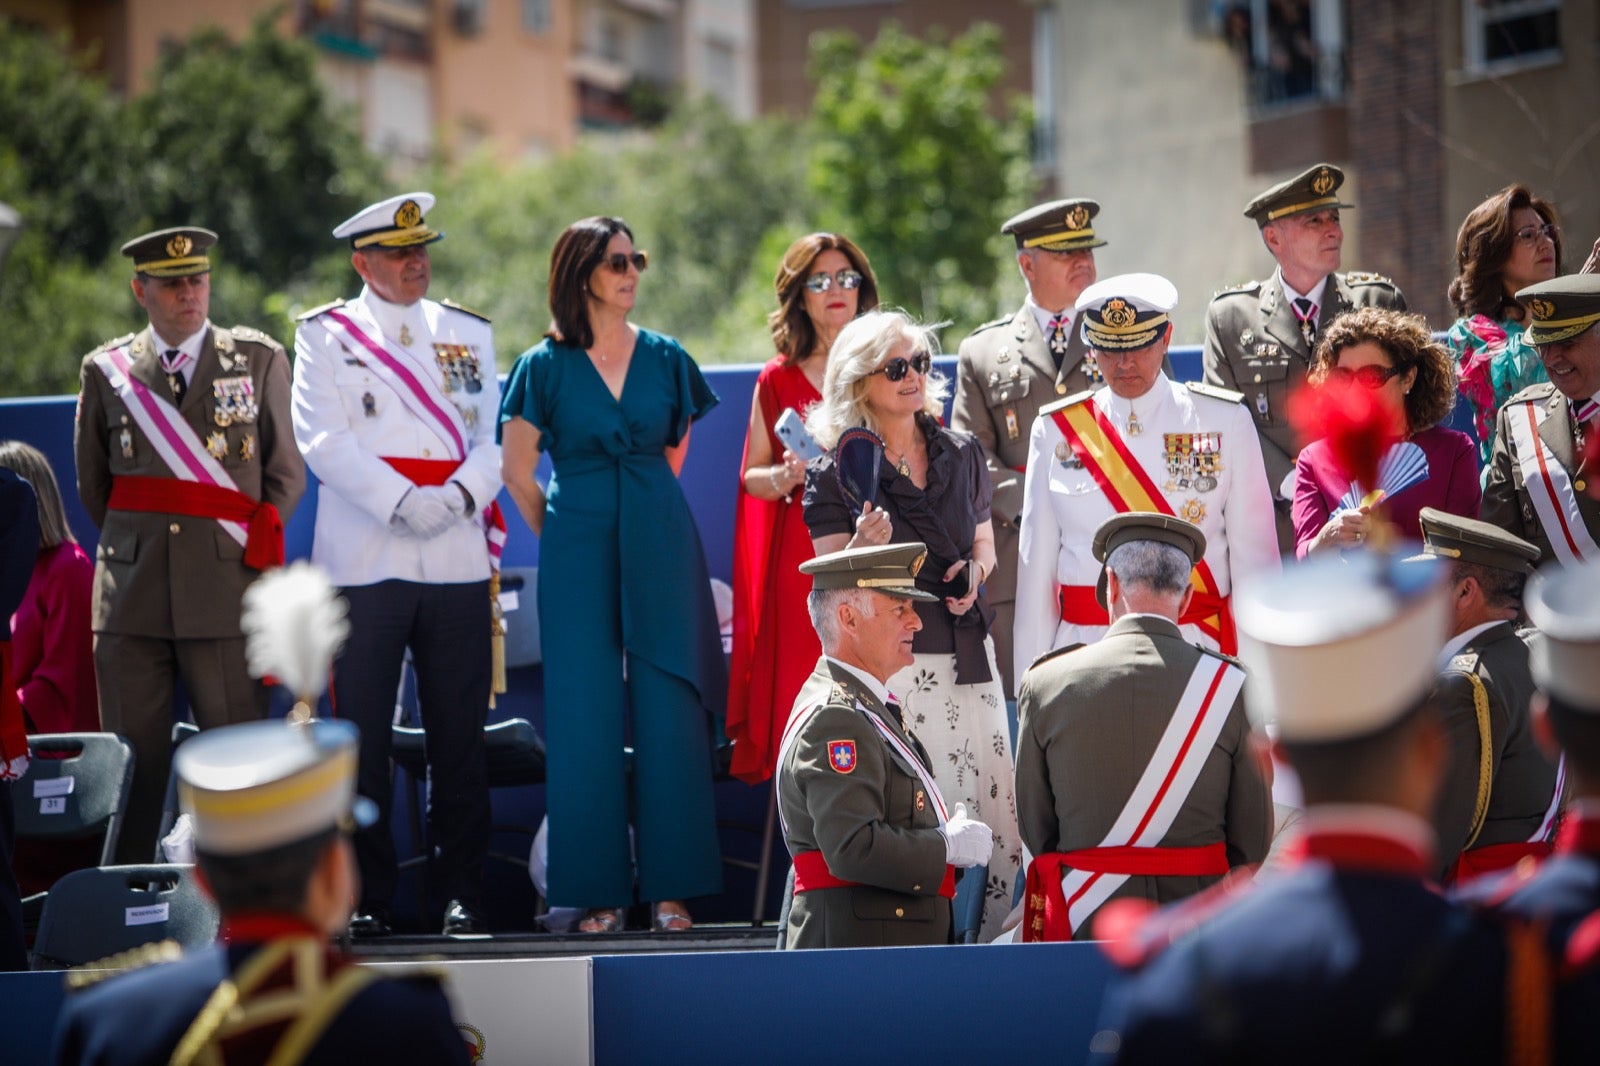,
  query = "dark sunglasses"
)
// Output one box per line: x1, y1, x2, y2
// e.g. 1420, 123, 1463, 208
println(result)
1326, 362, 1410, 389
871, 351, 932, 382
804, 269, 863, 293
601, 251, 649, 274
